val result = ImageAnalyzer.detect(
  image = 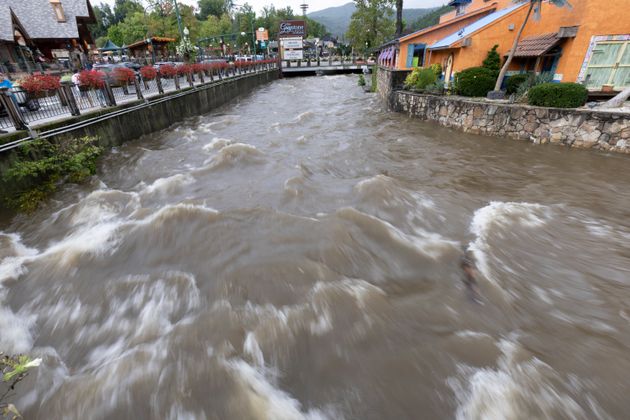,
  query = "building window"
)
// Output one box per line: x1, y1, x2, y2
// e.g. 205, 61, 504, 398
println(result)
50, 0, 66, 22
455, 4, 468, 16
584, 40, 630, 89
